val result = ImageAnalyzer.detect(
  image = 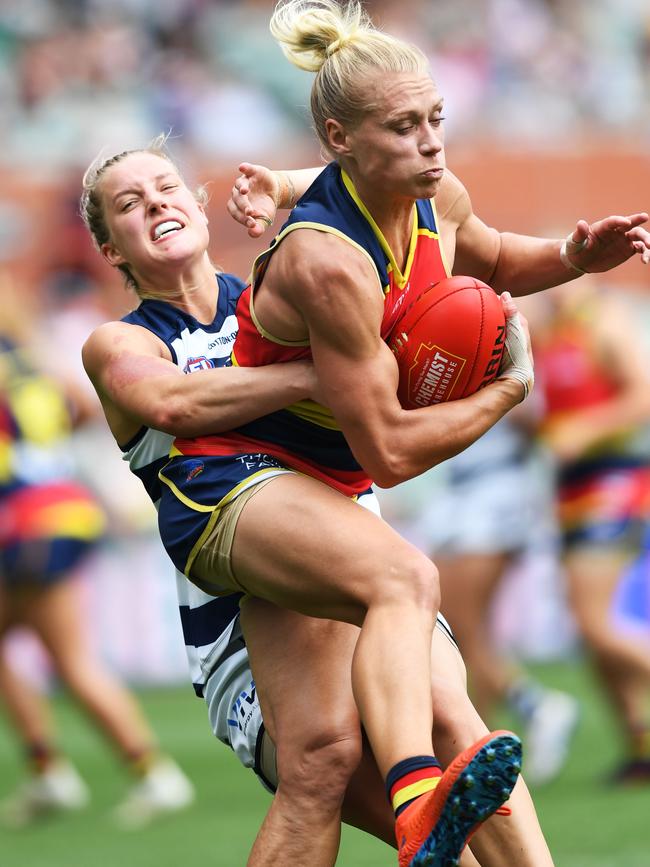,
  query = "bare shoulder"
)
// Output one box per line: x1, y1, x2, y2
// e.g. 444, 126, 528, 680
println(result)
82, 320, 166, 381
275, 227, 382, 305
